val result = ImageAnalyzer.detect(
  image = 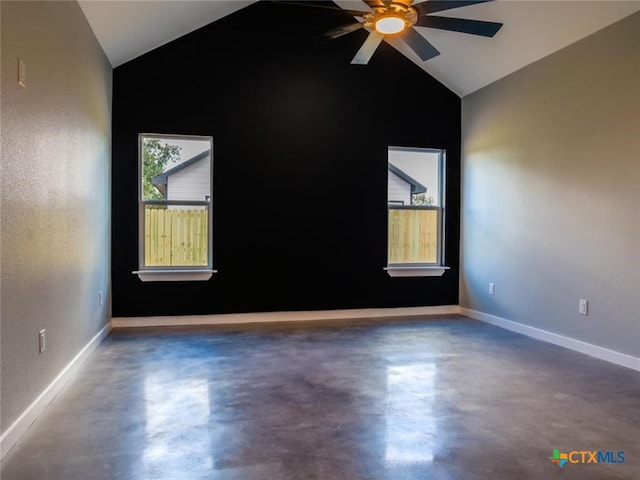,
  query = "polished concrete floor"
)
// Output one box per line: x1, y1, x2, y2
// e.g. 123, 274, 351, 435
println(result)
2, 315, 639, 479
